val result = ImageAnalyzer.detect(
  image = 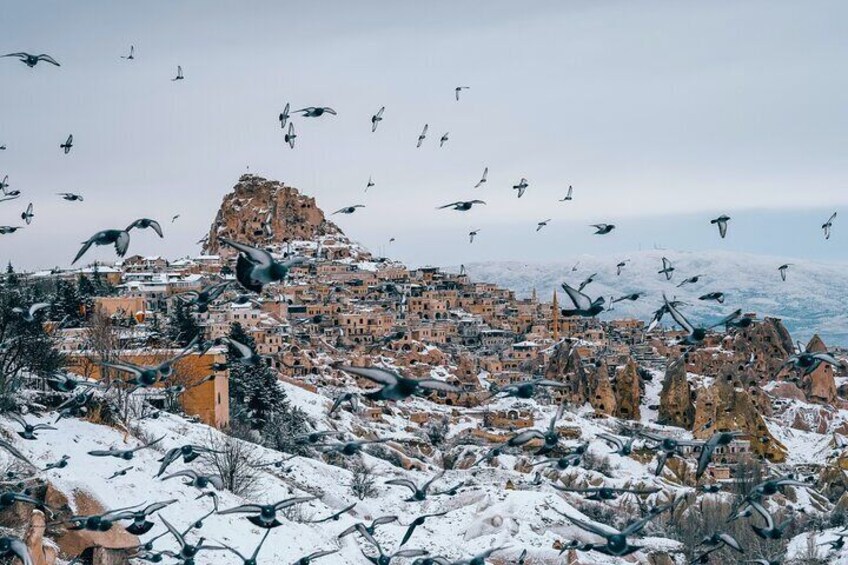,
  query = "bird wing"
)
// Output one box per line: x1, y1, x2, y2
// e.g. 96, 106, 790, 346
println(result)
100, 361, 144, 379
29, 302, 50, 316
218, 503, 265, 515
72, 238, 94, 264
114, 231, 130, 257
220, 337, 255, 360
709, 309, 742, 329
596, 433, 624, 450
159, 515, 186, 548
507, 429, 545, 446
338, 365, 400, 386
161, 470, 198, 481
142, 500, 178, 515
437, 202, 461, 209
748, 500, 774, 530
717, 532, 743, 552
219, 238, 272, 267
663, 295, 694, 333
812, 352, 843, 367
386, 479, 418, 494
563, 513, 616, 538
145, 219, 164, 237
620, 503, 672, 536
400, 523, 418, 546
273, 496, 315, 511
5, 538, 33, 565
560, 282, 592, 310
416, 379, 462, 393
155, 449, 182, 477
37, 54, 61, 66
395, 549, 429, 559
372, 515, 399, 526
375, 106, 385, 118
535, 379, 568, 389
207, 475, 225, 489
